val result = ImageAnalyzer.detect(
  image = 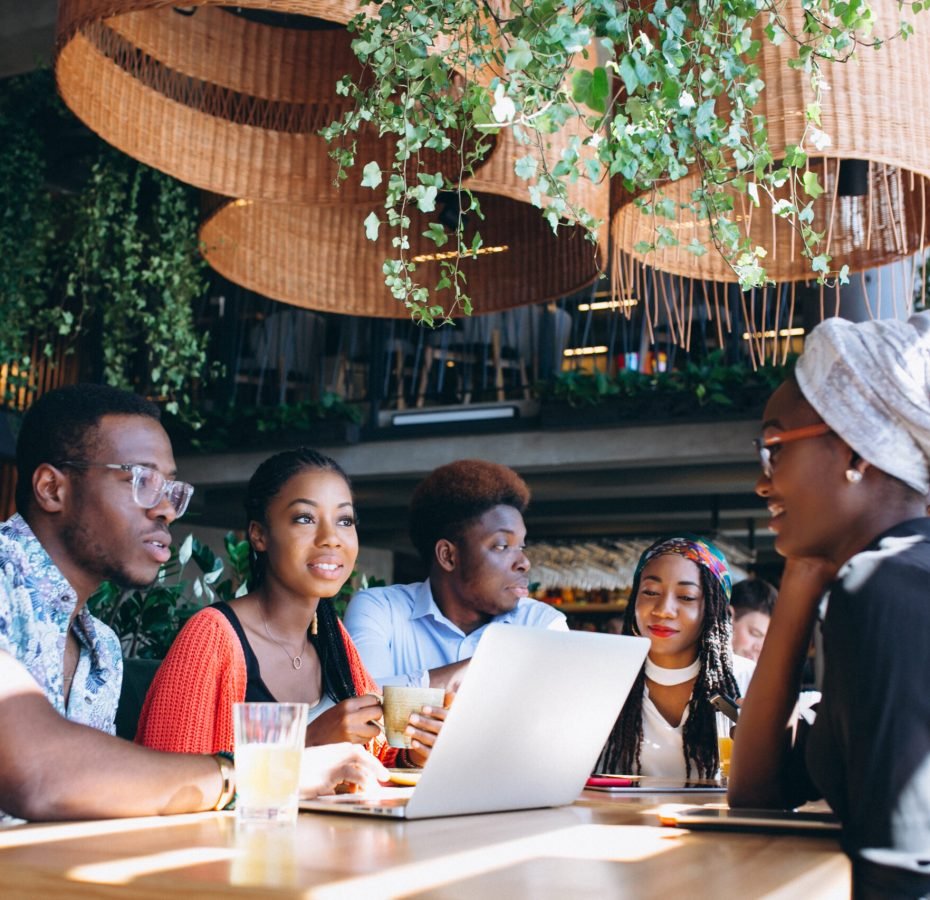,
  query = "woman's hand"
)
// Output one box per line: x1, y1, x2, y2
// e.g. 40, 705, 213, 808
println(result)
779, 555, 838, 609
404, 693, 454, 767
299, 743, 388, 798
728, 555, 835, 809
305, 694, 383, 747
